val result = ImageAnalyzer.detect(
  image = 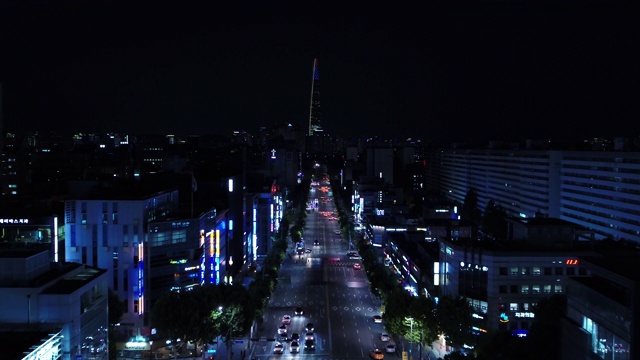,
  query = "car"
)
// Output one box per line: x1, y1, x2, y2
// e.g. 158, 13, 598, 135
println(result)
278, 324, 288, 335
290, 341, 300, 353
290, 333, 300, 342
385, 344, 396, 353
335, 230, 342, 235
304, 339, 315, 351
273, 342, 285, 354
370, 349, 385, 359
305, 323, 314, 332
295, 307, 304, 315
305, 248, 312, 253
380, 333, 390, 342
353, 263, 362, 270
313, 240, 320, 246
305, 332, 314, 341
282, 315, 291, 325
373, 315, 383, 323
